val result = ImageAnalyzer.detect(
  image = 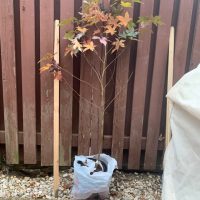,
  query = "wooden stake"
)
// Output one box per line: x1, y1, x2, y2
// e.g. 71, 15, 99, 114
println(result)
53, 19, 60, 197
165, 27, 174, 149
